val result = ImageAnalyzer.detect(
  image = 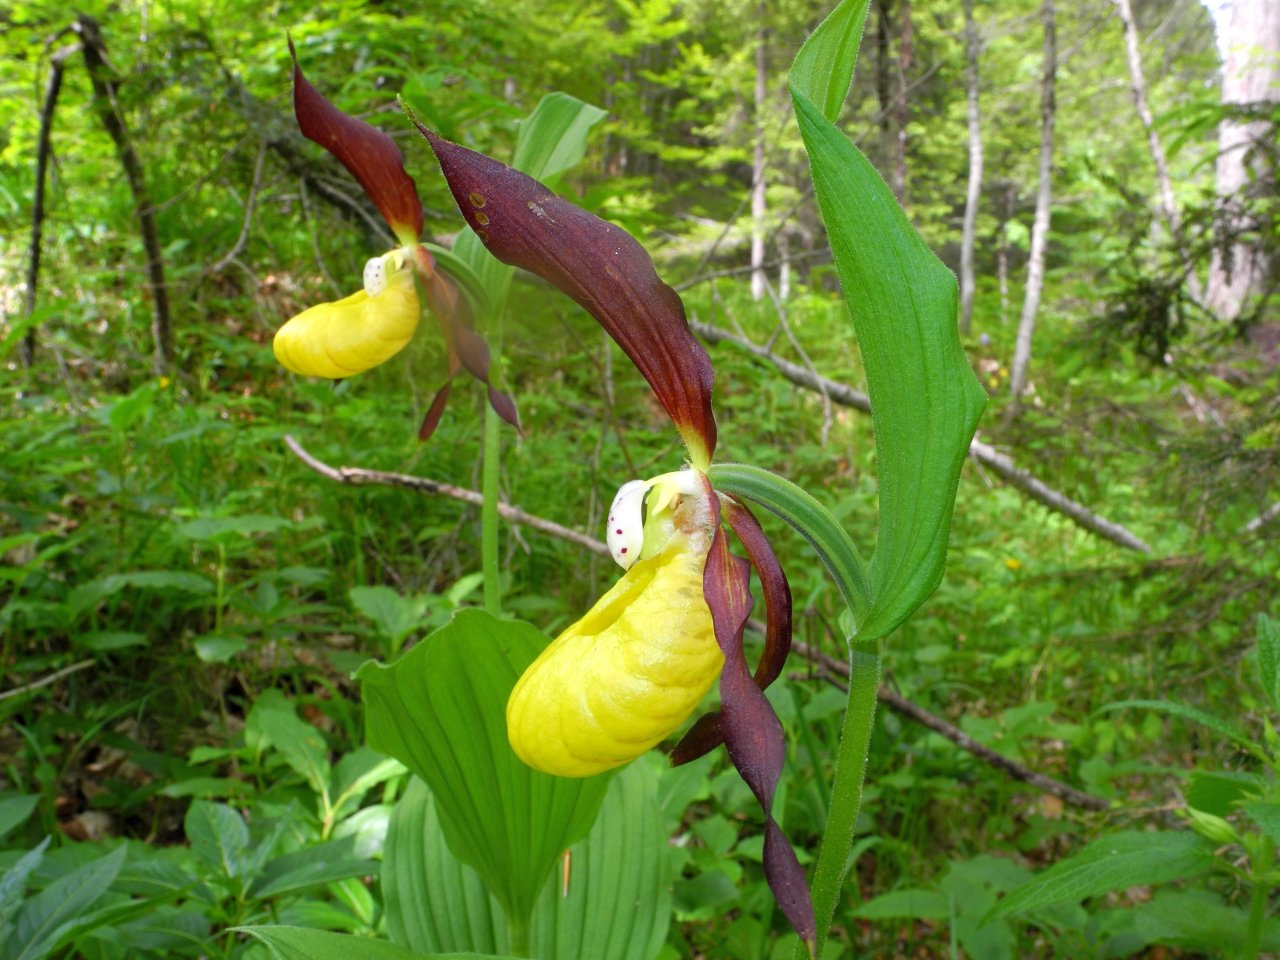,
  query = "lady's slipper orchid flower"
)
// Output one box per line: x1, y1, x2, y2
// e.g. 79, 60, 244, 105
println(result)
276, 42, 517, 438
418, 128, 815, 948
507, 471, 720, 778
